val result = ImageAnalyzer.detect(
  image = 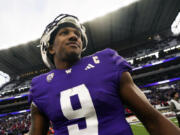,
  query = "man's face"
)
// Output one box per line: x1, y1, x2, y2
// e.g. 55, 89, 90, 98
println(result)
175, 93, 179, 99
49, 27, 83, 63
